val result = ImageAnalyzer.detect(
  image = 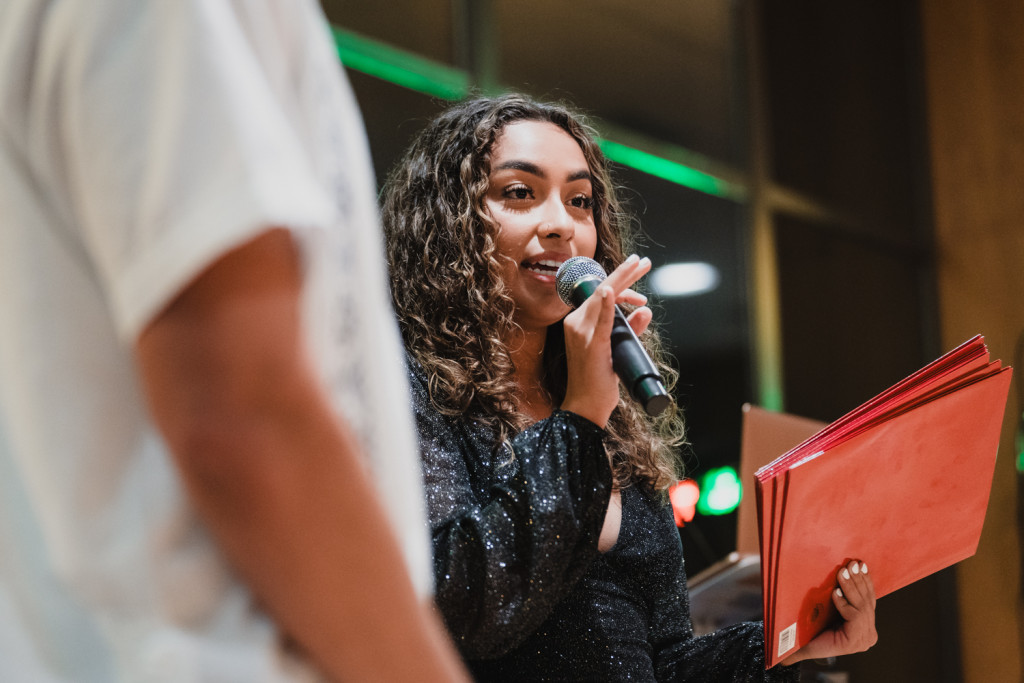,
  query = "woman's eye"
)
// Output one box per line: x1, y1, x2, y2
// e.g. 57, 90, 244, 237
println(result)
570, 195, 594, 210
503, 185, 533, 200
